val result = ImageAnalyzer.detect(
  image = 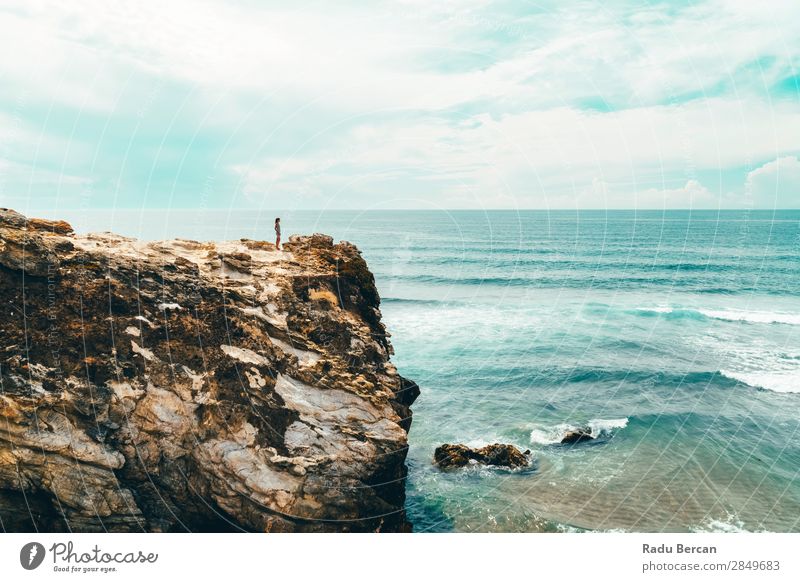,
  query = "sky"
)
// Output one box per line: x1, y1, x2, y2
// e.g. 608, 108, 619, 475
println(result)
0, 0, 798, 212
